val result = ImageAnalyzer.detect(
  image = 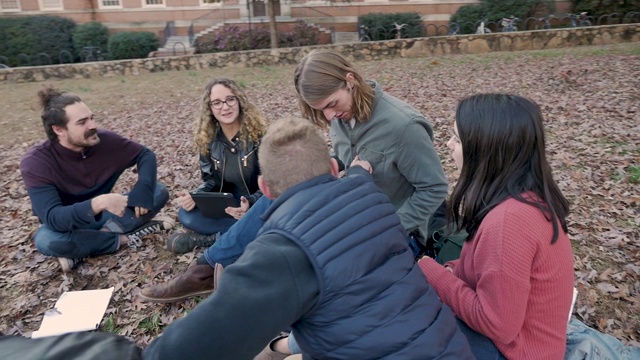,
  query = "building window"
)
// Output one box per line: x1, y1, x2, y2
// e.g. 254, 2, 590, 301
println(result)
100, 0, 122, 8
0, 0, 20, 11
144, 0, 165, 6
201, 0, 222, 5
39, 0, 63, 10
